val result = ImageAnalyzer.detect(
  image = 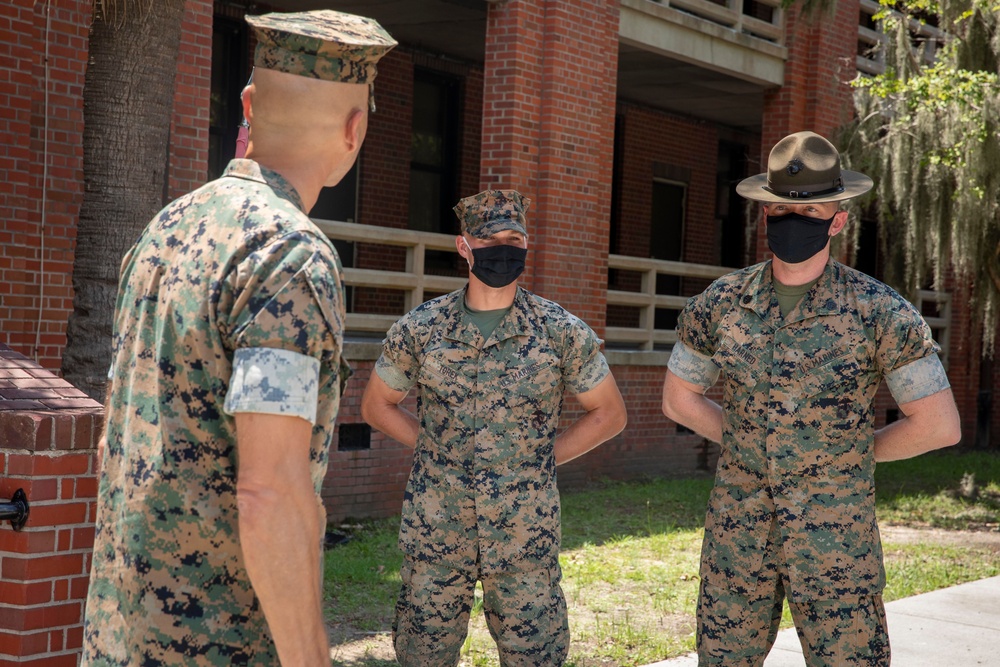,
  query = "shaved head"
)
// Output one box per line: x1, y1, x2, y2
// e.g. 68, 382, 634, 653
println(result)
242, 68, 370, 200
